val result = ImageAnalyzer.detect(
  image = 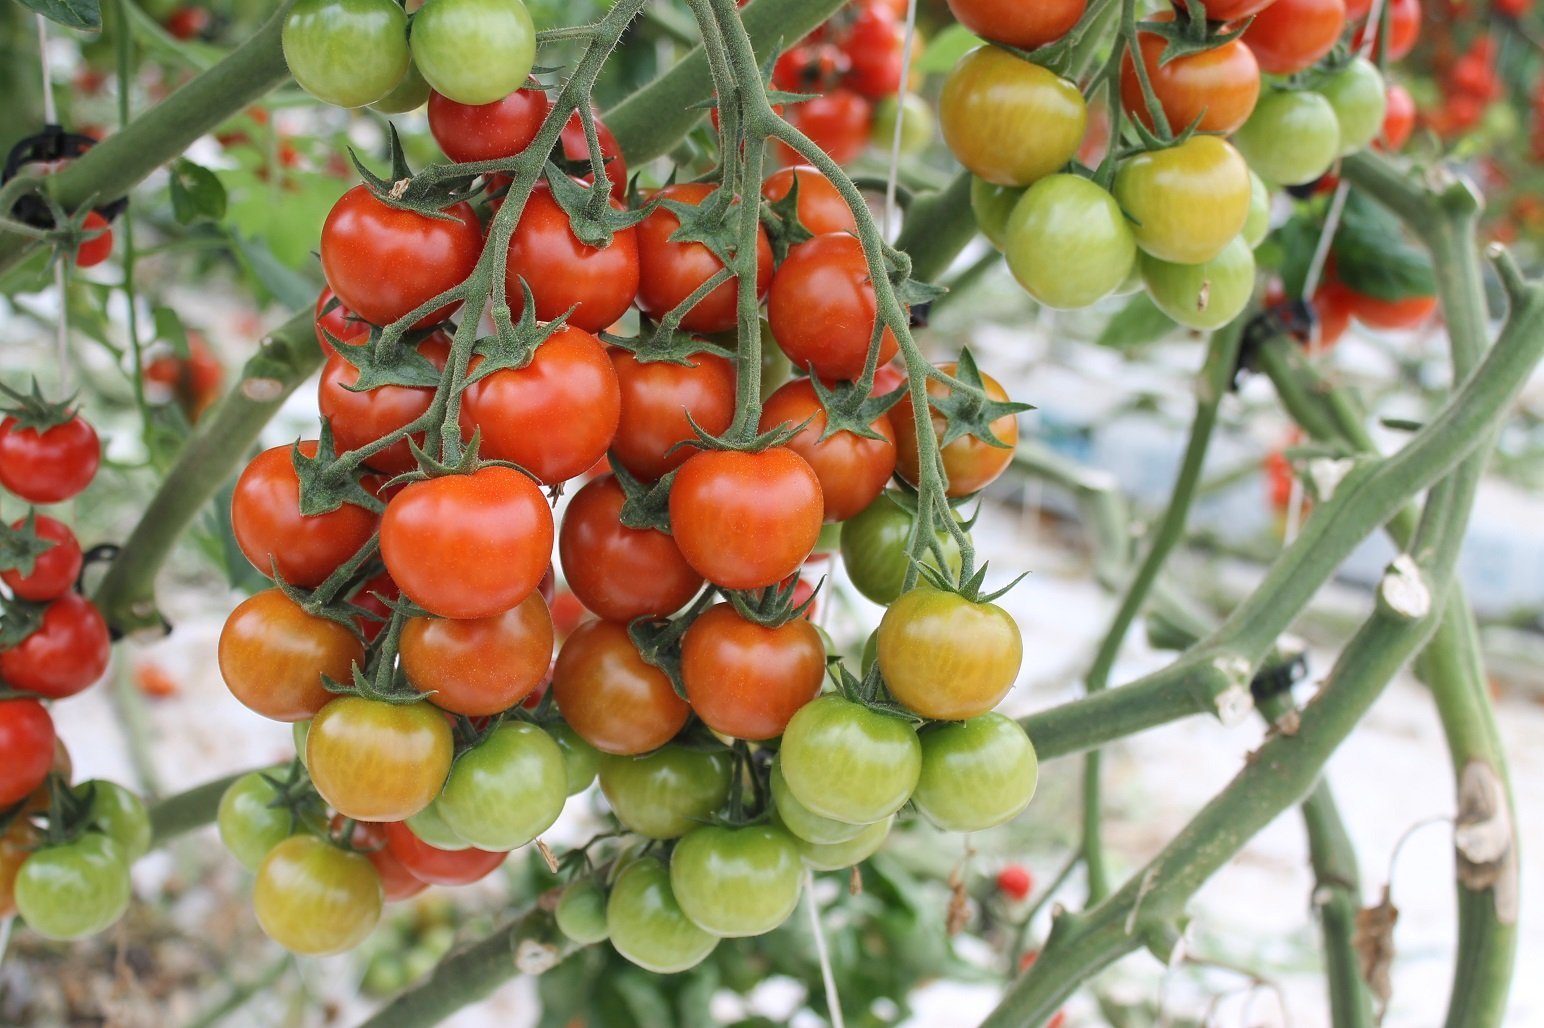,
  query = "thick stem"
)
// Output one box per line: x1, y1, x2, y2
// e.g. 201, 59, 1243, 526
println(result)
148, 770, 247, 847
